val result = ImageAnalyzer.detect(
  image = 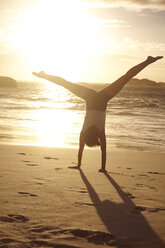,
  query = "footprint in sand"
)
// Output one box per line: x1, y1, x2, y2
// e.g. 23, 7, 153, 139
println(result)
149, 178, 157, 181
73, 229, 116, 246
136, 183, 143, 187
40, 234, 51, 239
148, 186, 157, 190
28, 227, 117, 246
29, 225, 54, 242
78, 190, 88, 194
75, 202, 100, 207
18, 192, 37, 197
133, 206, 146, 214
148, 171, 165, 175
30, 240, 54, 247
124, 192, 136, 199
0, 238, 16, 244
54, 168, 63, 171
35, 182, 44, 185
148, 171, 159, 174
18, 152, 26, 155
0, 214, 29, 223
22, 160, 31, 163
26, 163, 39, 167
147, 208, 165, 213
67, 188, 87, 194
0, 216, 15, 222
138, 174, 148, 177
44, 156, 59, 160
51, 228, 116, 246
30, 240, 79, 248
30, 225, 54, 233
